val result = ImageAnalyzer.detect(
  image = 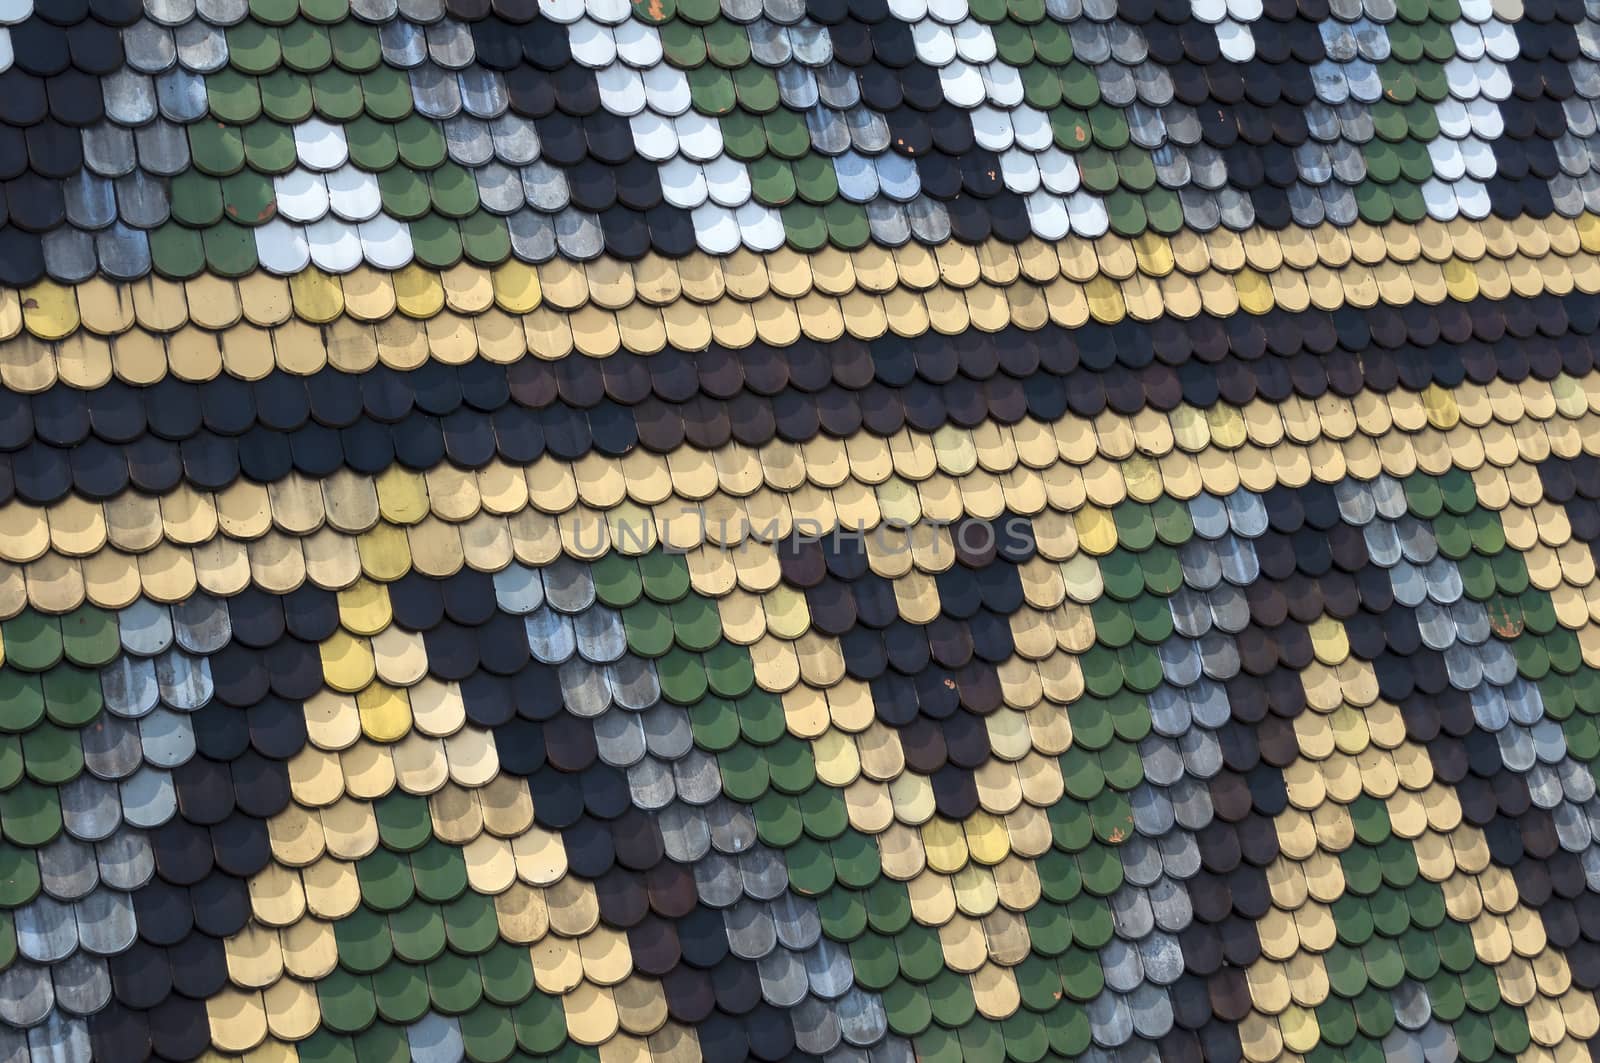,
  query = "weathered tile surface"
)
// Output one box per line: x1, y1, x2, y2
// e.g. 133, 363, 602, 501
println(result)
2, 3, 1600, 1063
